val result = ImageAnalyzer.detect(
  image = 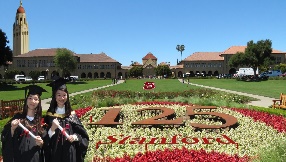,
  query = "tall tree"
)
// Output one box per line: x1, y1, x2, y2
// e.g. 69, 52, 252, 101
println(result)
155, 65, 171, 77
228, 39, 275, 77
5, 69, 20, 79
128, 66, 143, 78
54, 48, 77, 77
0, 29, 13, 67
